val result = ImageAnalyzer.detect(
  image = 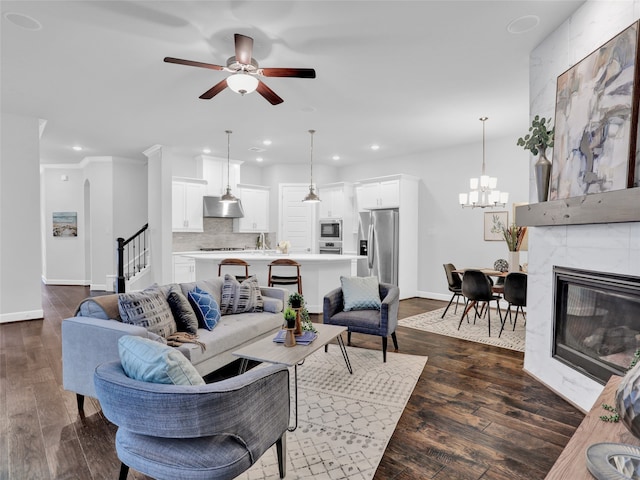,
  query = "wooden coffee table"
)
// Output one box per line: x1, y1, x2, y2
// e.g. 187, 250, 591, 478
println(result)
233, 323, 352, 431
